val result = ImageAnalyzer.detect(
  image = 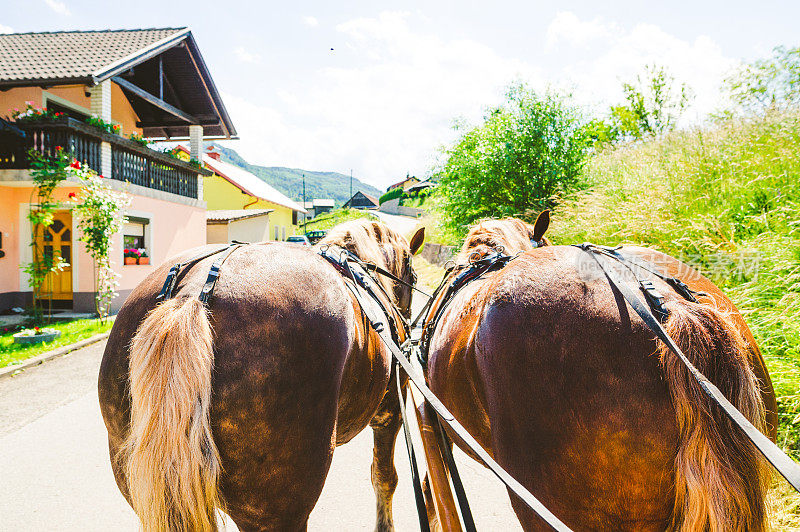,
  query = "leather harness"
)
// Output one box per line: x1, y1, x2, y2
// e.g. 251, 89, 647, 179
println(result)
153, 239, 800, 532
